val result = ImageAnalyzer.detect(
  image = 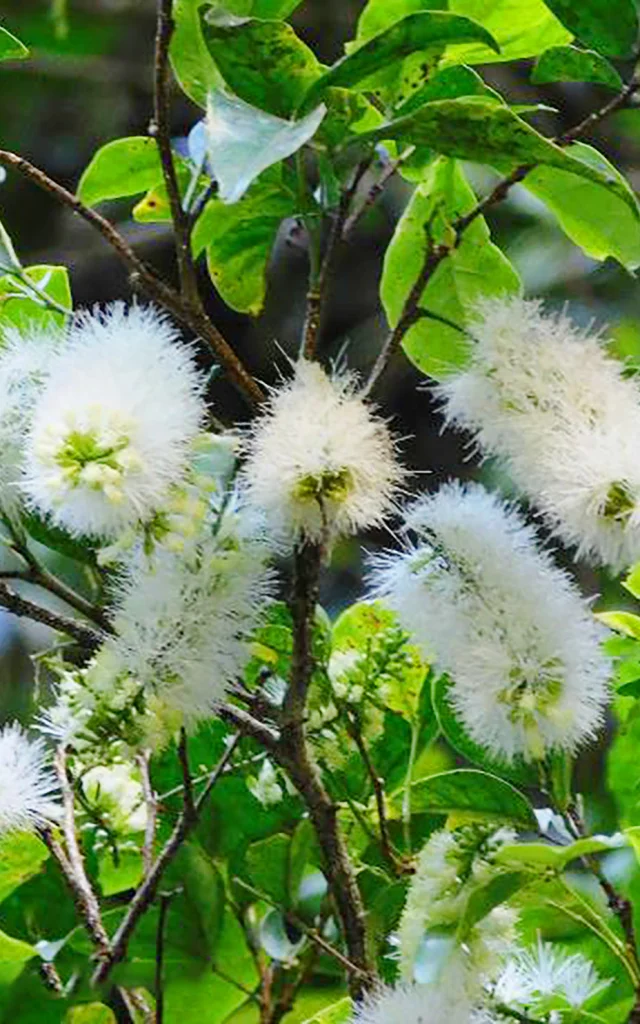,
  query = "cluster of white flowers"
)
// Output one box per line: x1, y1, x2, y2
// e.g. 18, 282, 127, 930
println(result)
398, 824, 517, 1001
440, 296, 640, 571
494, 938, 610, 1013
23, 304, 205, 539
81, 761, 147, 836
104, 485, 274, 721
242, 360, 403, 543
351, 982, 496, 1024
0, 723, 60, 834
370, 483, 609, 762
